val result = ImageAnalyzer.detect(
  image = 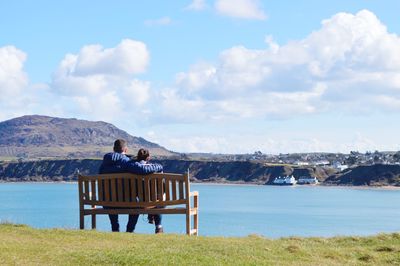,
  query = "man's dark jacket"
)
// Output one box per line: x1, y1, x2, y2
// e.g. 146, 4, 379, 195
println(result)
99, 152, 163, 174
